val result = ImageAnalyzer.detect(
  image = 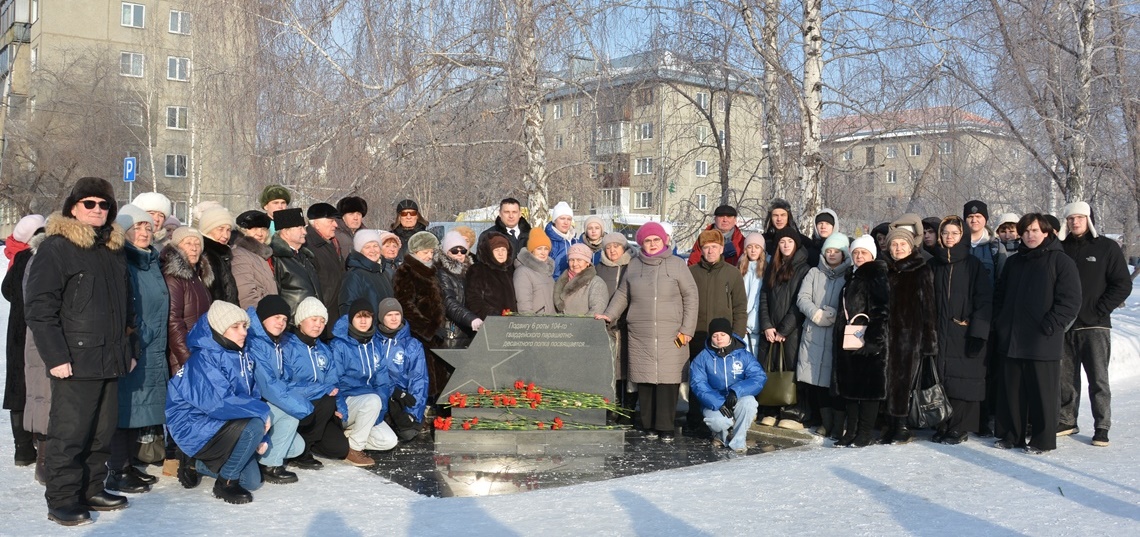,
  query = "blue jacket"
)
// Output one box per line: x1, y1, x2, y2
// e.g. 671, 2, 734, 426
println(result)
338, 251, 395, 316
281, 327, 339, 403
165, 314, 270, 457
330, 315, 392, 422
246, 307, 313, 420
119, 243, 170, 428
544, 222, 578, 280
689, 335, 766, 411
377, 320, 429, 422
